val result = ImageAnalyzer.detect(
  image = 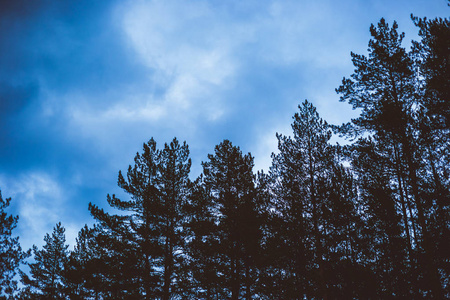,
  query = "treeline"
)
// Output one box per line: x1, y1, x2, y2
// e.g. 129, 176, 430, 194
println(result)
1, 16, 449, 299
